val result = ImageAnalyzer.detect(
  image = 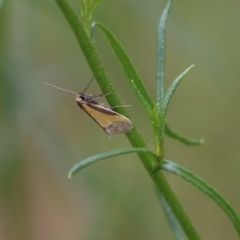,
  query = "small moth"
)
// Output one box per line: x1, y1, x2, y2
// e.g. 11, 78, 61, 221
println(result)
44, 79, 133, 137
